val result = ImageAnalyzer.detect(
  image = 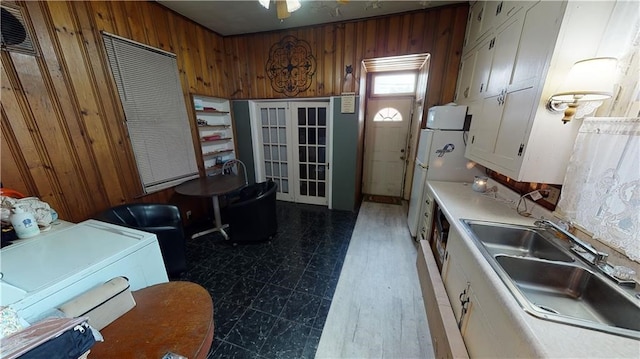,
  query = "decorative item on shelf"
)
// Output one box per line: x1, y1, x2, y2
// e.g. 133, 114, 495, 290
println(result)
202, 134, 223, 141
546, 57, 617, 124
193, 99, 204, 111
472, 176, 488, 193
